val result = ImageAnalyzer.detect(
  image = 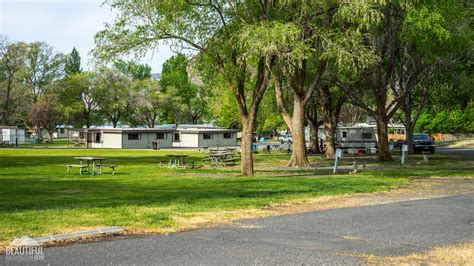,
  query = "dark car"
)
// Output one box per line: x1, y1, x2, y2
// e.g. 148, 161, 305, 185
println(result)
413, 133, 435, 154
